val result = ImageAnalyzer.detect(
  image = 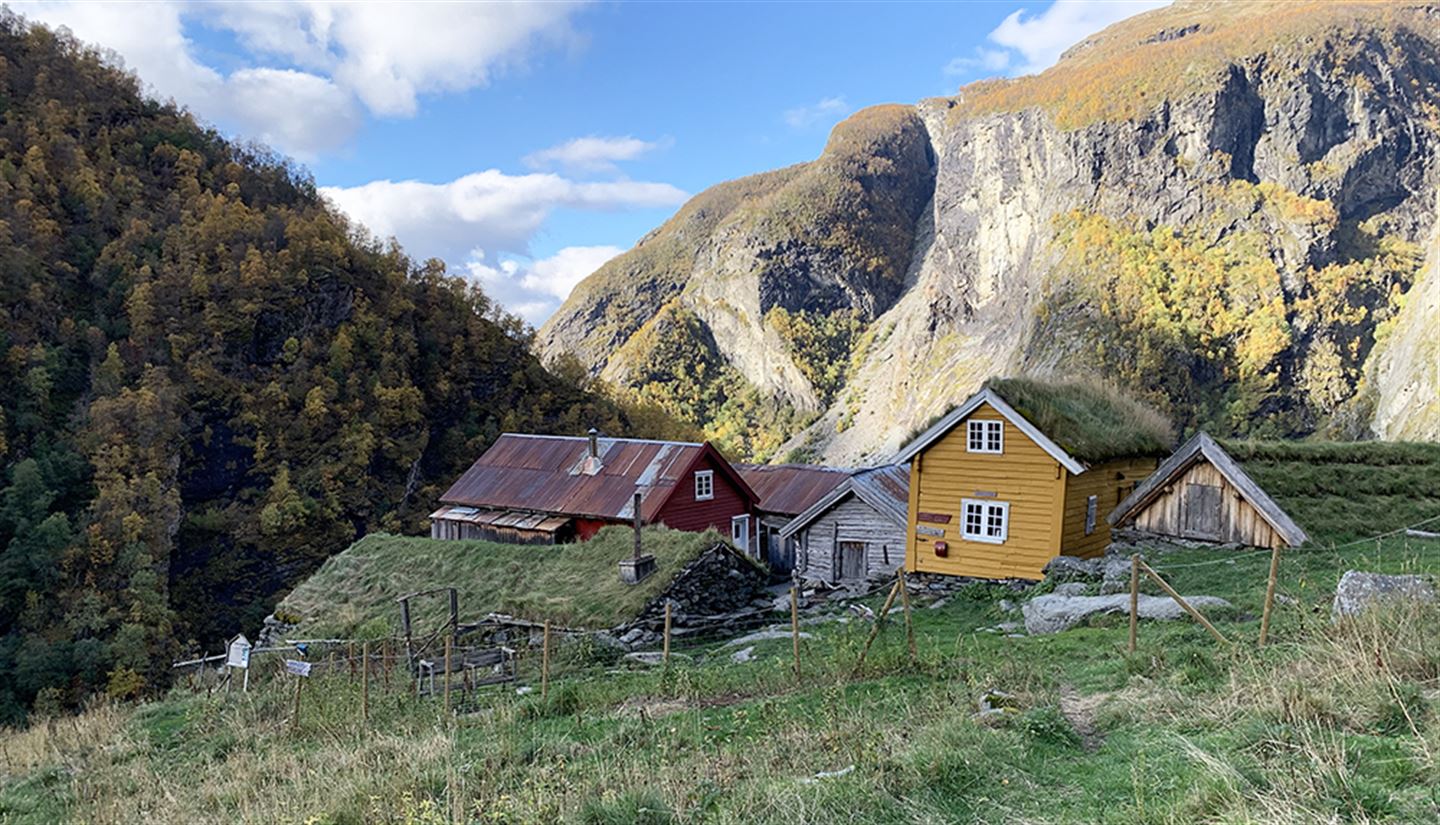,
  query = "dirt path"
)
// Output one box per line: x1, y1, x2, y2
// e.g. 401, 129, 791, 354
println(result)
1059, 686, 1107, 752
